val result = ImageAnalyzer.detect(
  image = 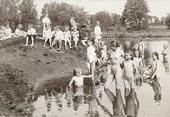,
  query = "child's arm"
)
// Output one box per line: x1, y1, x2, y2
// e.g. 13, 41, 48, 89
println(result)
82, 74, 93, 78
151, 61, 159, 79
69, 77, 75, 88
